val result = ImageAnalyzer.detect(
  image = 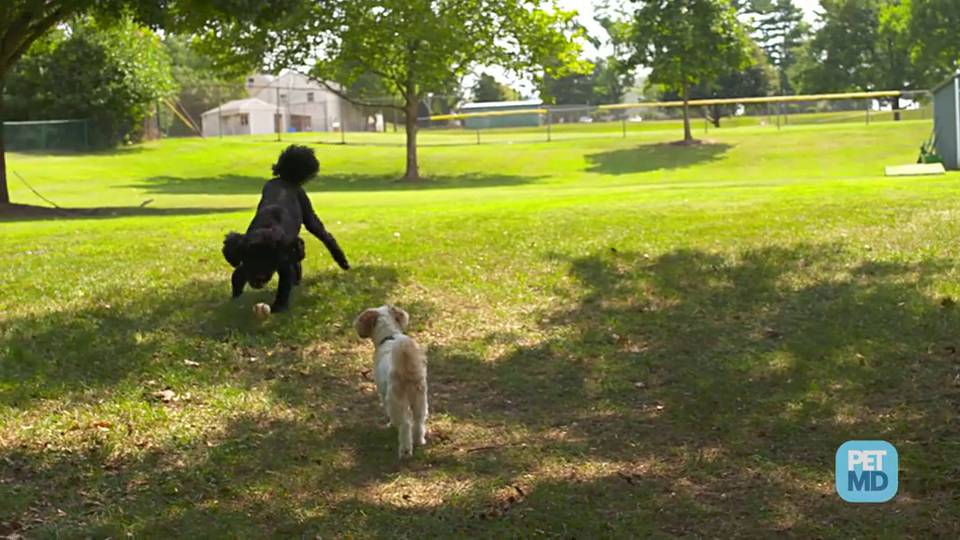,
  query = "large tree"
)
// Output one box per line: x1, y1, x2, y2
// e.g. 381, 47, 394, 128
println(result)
1, 1, 91, 203
793, 1, 916, 115
663, 42, 774, 127
620, 0, 753, 143
0, 0, 298, 204
200, 0, 587, 180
